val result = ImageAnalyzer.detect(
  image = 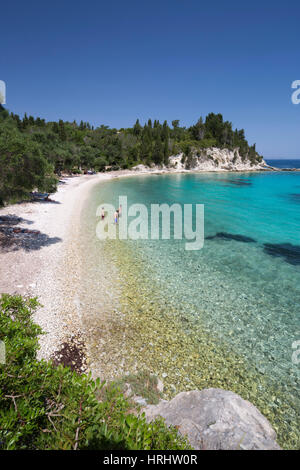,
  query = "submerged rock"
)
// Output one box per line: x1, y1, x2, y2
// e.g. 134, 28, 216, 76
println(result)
263, 242, 300, 265
143, 388, 281, 450
288, 193, 300, 204
206, 232, 256, 243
